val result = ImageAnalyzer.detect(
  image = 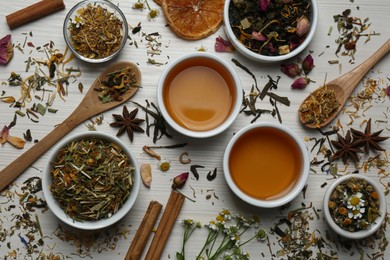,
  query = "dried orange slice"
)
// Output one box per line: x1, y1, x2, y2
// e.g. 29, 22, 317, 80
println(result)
162, 0, 224, 40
